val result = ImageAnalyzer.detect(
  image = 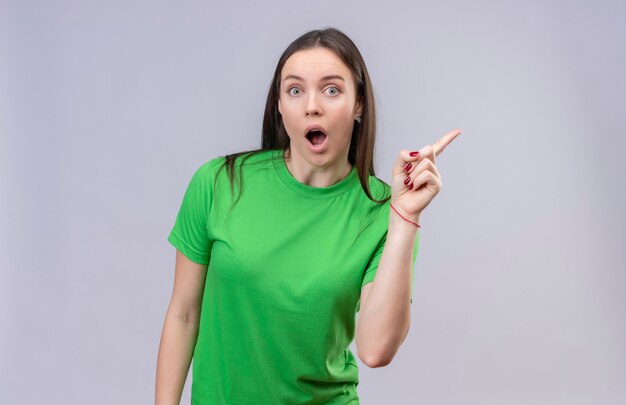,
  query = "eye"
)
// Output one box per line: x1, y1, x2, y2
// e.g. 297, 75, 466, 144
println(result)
288, 87, 302, 96
325, 86, 340, 96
